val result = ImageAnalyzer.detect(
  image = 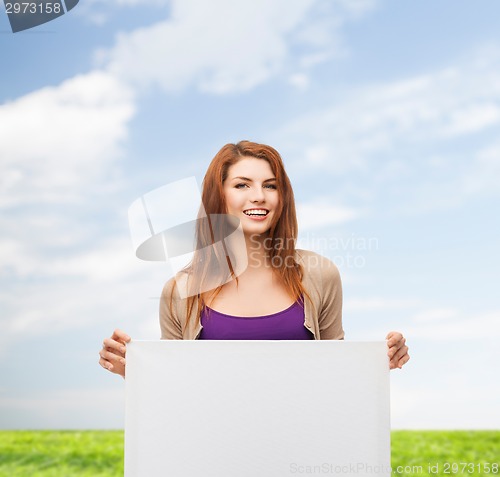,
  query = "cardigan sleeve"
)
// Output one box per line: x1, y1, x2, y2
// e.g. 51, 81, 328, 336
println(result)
318, 256, 344, 340
159, 276, 183, 340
